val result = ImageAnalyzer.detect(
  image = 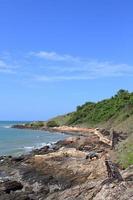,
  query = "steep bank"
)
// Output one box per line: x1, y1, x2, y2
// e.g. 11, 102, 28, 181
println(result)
52, 90, 133, 134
